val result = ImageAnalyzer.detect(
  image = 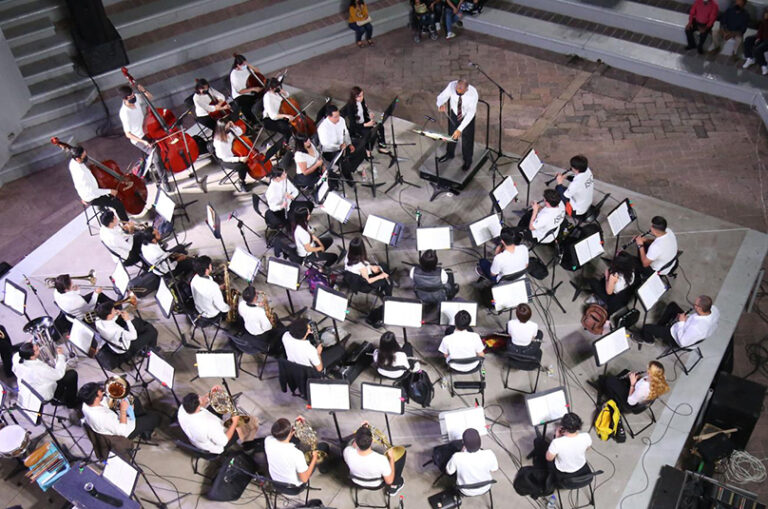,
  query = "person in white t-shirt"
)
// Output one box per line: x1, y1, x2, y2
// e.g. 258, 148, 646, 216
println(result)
634, 216, 678, 276
212, 119, 257, 192
282, 318, 347, 372
373, 331, 419, 378
599, 360, 670, 410
585, 253, 636, 315
438, 310, 485, 372
229, 54, 263, 125
265, 416, 318, 489
445, 428, 498, 497
293, 135, 324, 188
641, 295, 719, 347
554, 155, 594, 218
262, 78, 294, 137
546, 413, 592, 480
192, 78, 229, 132
518, 189, 566, 244
344, 422, 405, 495
505, 303, 543, 358
476, 227, 529, 282
178, 390, 240, 454
118, 85, 152, 155
292, 208, 339, 267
